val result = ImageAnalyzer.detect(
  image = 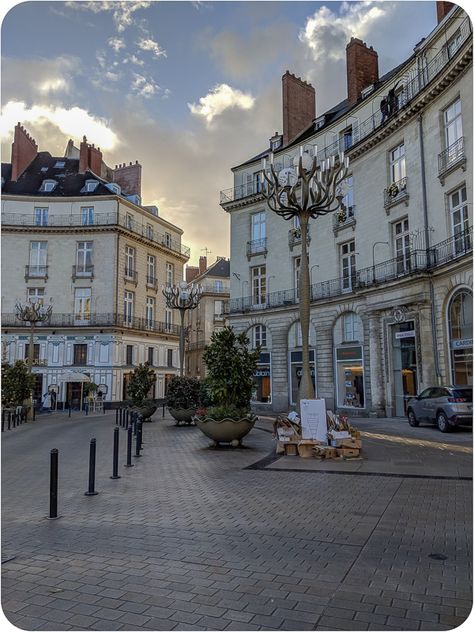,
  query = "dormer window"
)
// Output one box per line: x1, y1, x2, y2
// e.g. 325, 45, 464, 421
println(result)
106, 182, 121, 195
84, 180, 99, 192
270, 138, 282, 151
40, 180, 57, 192
54, 161, 66, 169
